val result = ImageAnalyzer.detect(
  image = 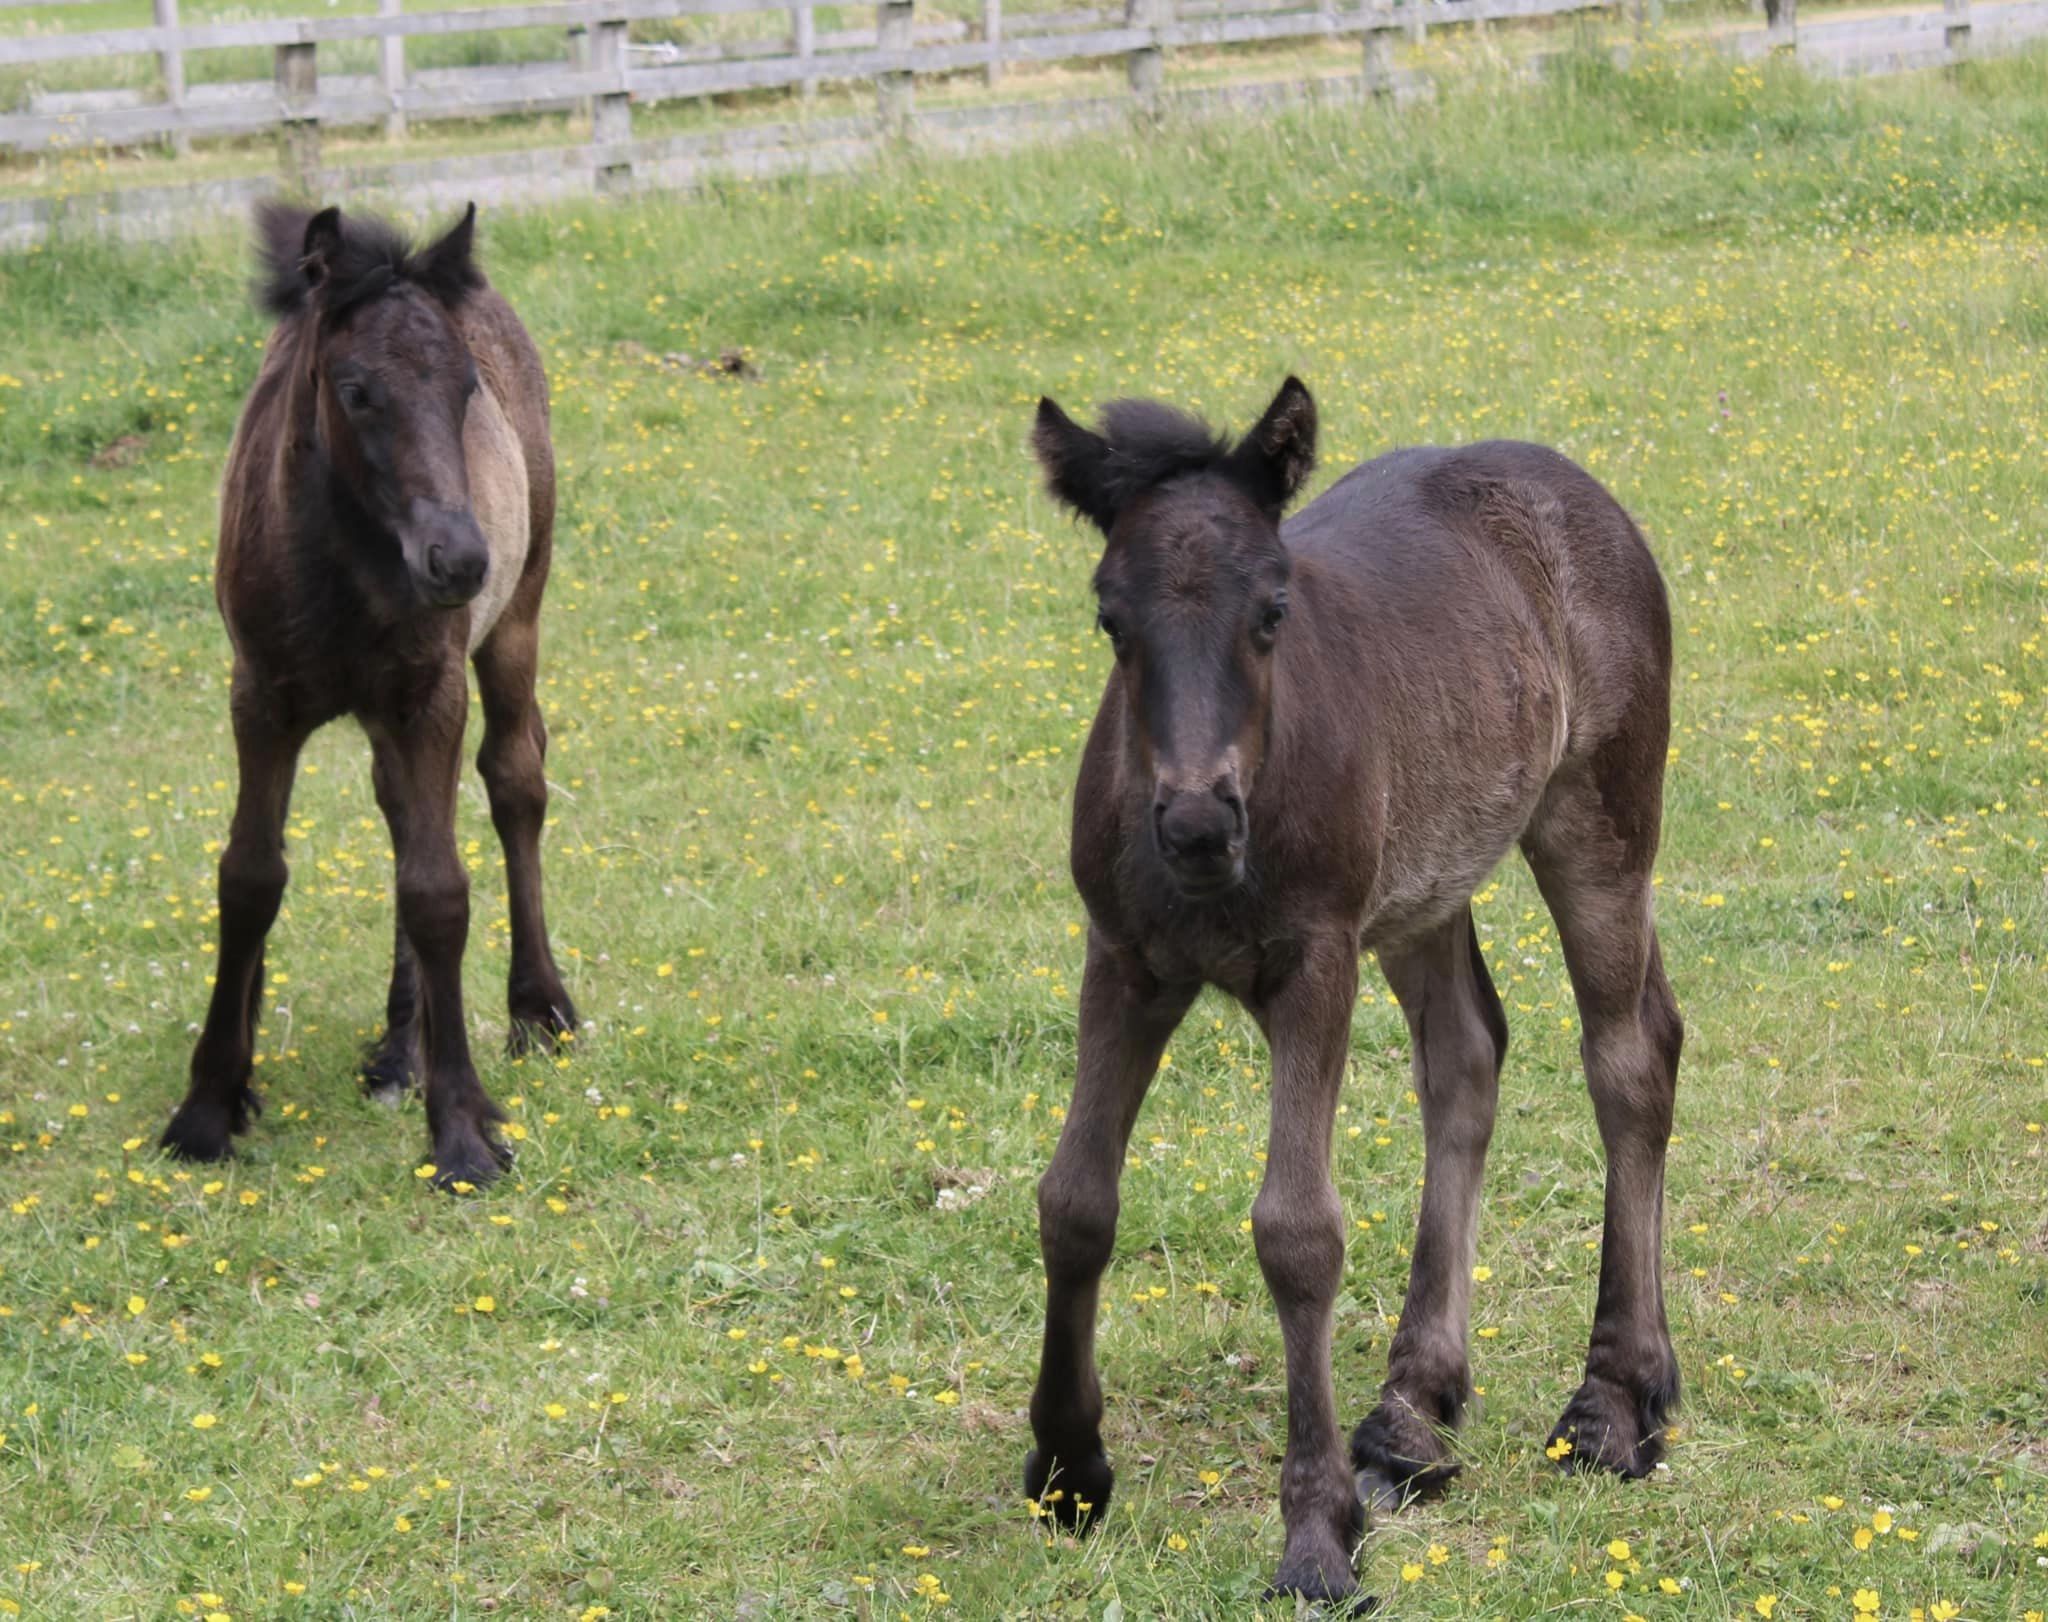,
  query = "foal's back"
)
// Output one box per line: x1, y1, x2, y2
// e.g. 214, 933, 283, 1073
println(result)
1282, 440, 1672, 945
